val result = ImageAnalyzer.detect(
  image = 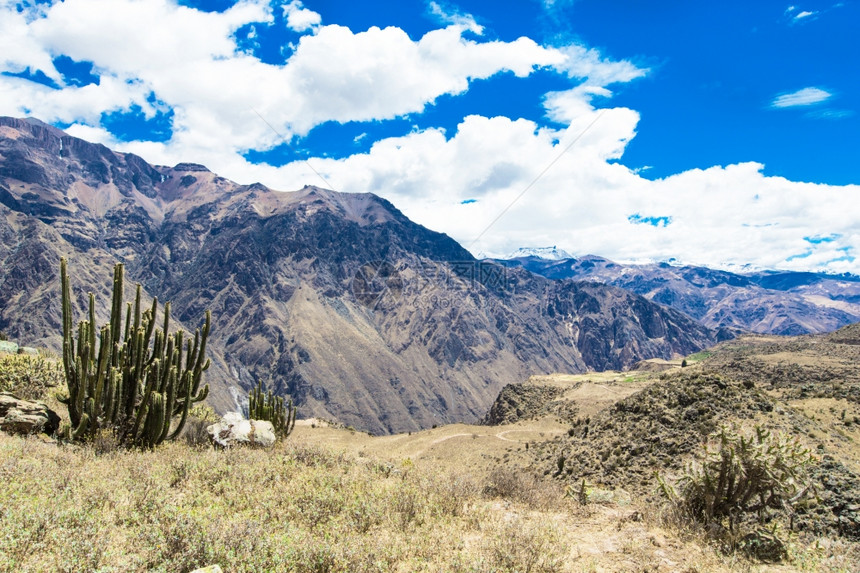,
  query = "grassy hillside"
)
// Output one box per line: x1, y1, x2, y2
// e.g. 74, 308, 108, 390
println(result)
2, 340, 860, 571
0, 427, 756, 573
